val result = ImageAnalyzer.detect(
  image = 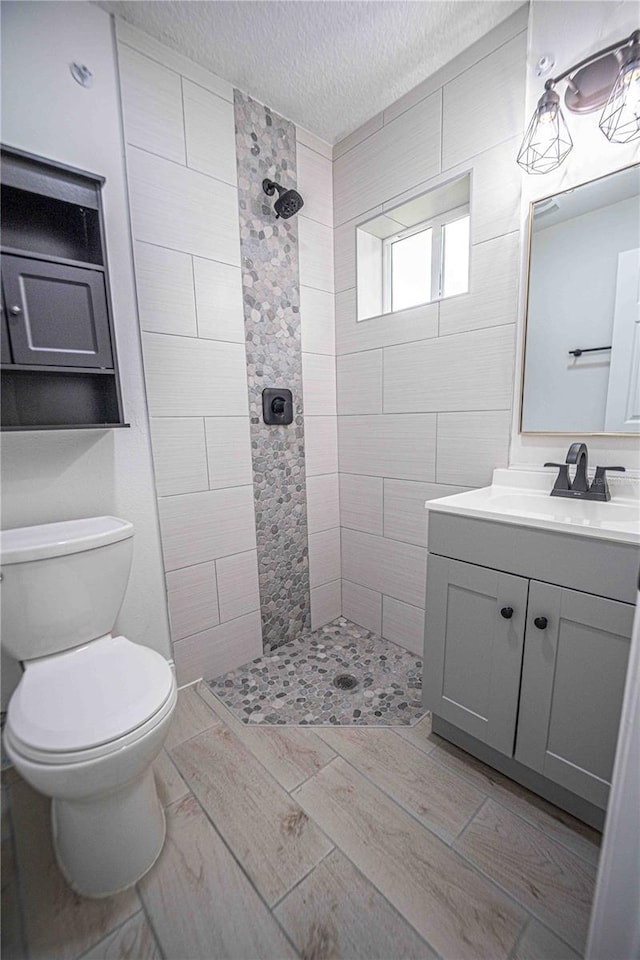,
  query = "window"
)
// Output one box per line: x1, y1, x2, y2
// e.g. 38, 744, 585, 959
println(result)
356, 174, 471, 322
